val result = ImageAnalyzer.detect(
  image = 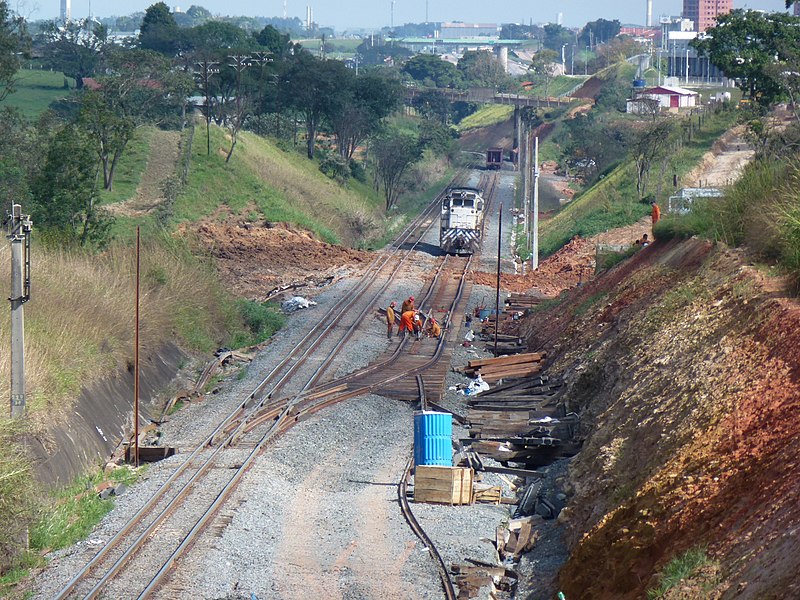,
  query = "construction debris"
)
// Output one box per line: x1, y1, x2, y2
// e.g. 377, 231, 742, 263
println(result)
451, 560, 519, 599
